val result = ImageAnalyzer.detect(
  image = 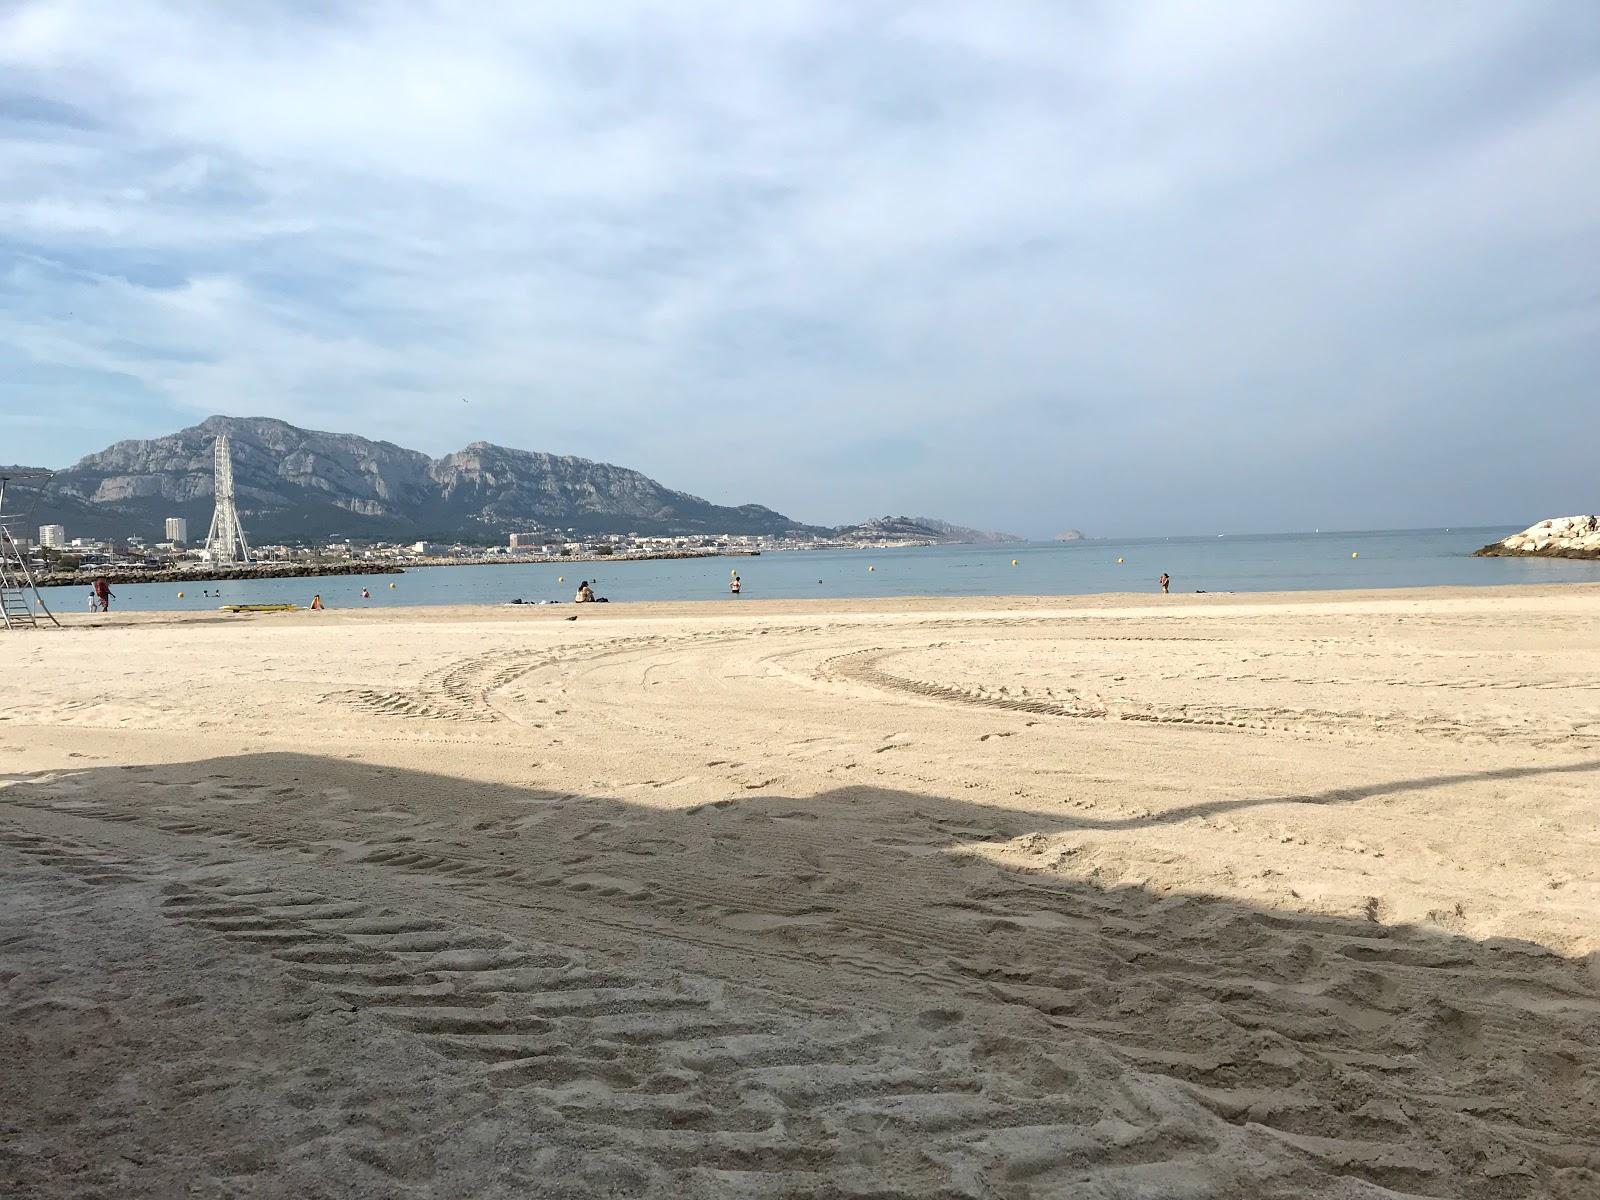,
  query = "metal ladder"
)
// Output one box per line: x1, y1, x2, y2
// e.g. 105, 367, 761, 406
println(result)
0, 473, 61, 631
1, 585, 39, 629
